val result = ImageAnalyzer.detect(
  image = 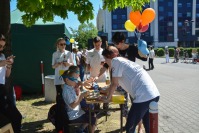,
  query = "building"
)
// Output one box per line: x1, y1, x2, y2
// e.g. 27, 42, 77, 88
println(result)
97, 0, 199, 48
